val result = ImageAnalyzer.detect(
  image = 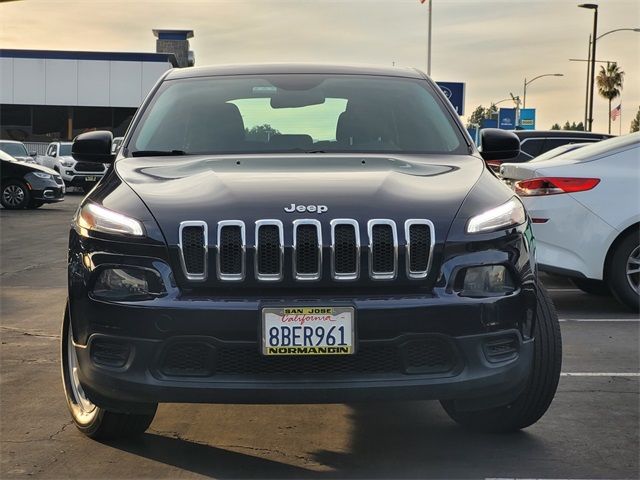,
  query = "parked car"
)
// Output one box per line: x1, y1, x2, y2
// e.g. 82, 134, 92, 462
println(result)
500, 143, 590, 187
486, 130, 612, 172
0, 140, 36, 163
501, 133, 640, 310
62, 64, 561, 440
0, 150, 65, 209
37, 141, 107, 190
